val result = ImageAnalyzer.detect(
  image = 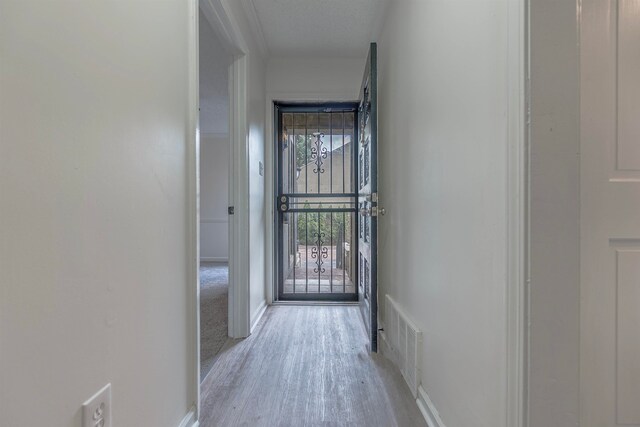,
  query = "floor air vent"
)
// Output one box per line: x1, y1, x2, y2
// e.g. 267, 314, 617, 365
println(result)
383, 294, 422, 398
